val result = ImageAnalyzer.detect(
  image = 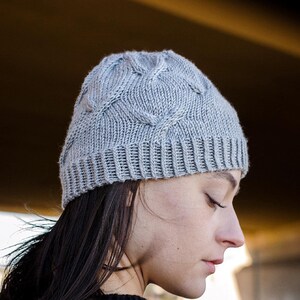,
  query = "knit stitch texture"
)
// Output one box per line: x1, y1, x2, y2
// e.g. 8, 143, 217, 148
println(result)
58, 49, 249, 208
